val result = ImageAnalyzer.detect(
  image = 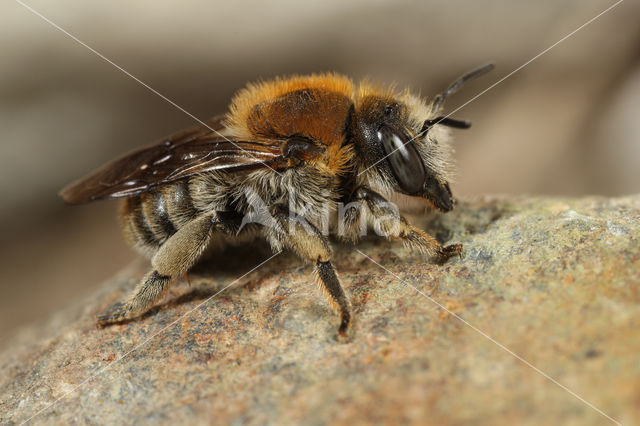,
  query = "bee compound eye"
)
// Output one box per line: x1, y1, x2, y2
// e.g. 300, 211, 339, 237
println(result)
377, 126, 426, 195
